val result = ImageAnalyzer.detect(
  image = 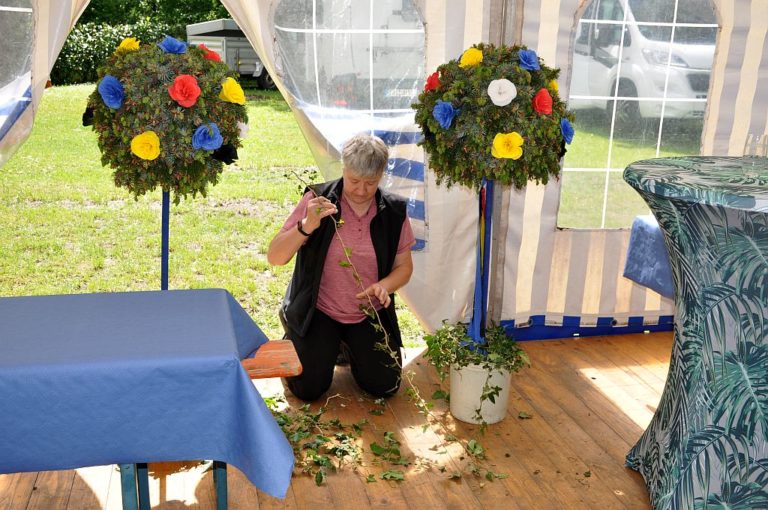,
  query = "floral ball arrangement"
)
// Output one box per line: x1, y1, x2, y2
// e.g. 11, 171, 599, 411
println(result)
412, 43, 575, 190
85, 36, 248, 201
